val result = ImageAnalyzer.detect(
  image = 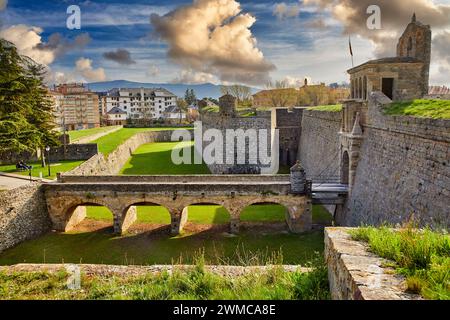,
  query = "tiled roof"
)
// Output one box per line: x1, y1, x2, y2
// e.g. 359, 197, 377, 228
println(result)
107, 107, 127, 114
